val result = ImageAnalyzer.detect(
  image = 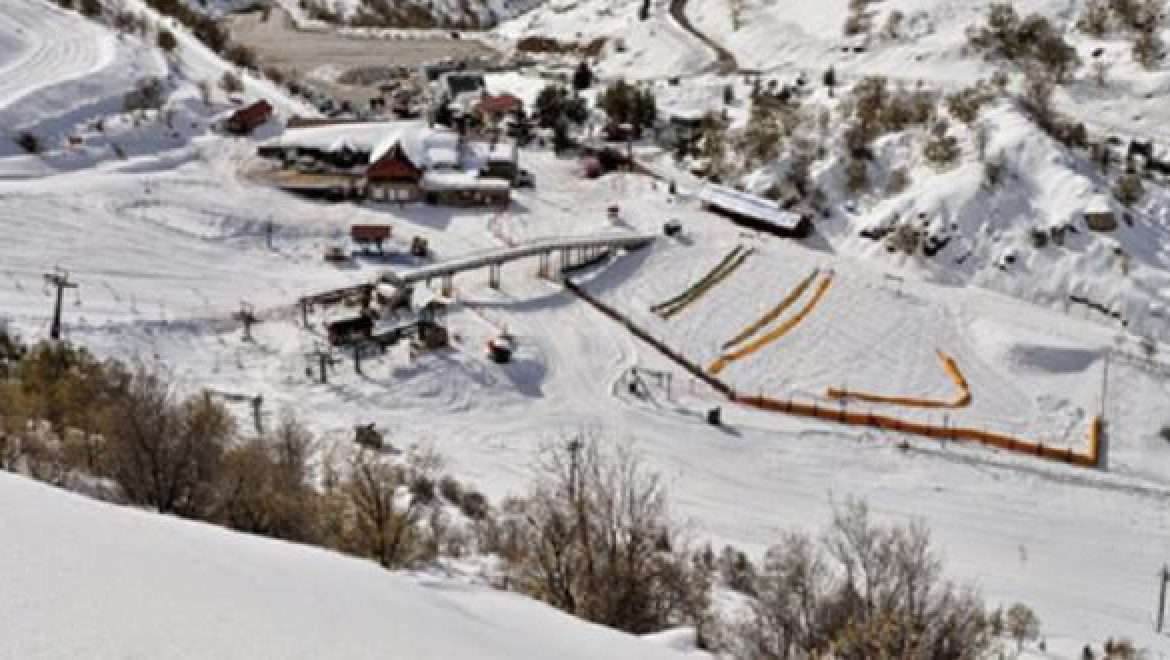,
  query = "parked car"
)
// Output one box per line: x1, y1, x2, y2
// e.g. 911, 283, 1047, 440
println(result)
515, 169, 534, 188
